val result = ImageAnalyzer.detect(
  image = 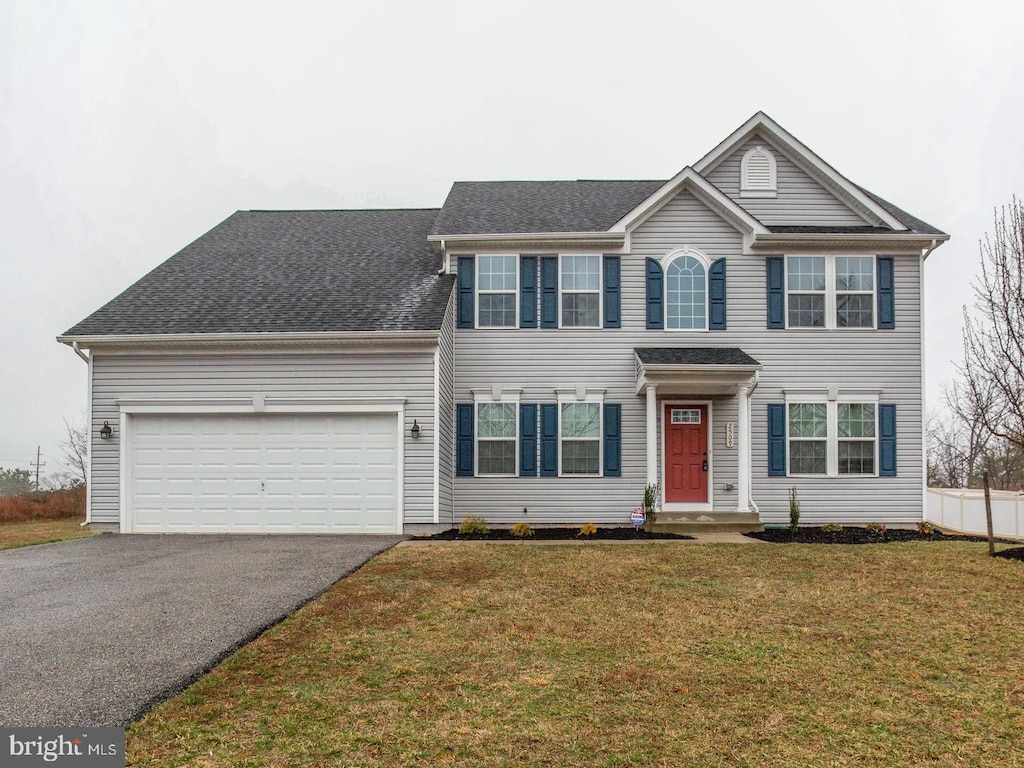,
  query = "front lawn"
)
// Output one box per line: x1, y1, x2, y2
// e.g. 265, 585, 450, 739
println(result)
129, 542, 1024, 767
0, 518, 93, 550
